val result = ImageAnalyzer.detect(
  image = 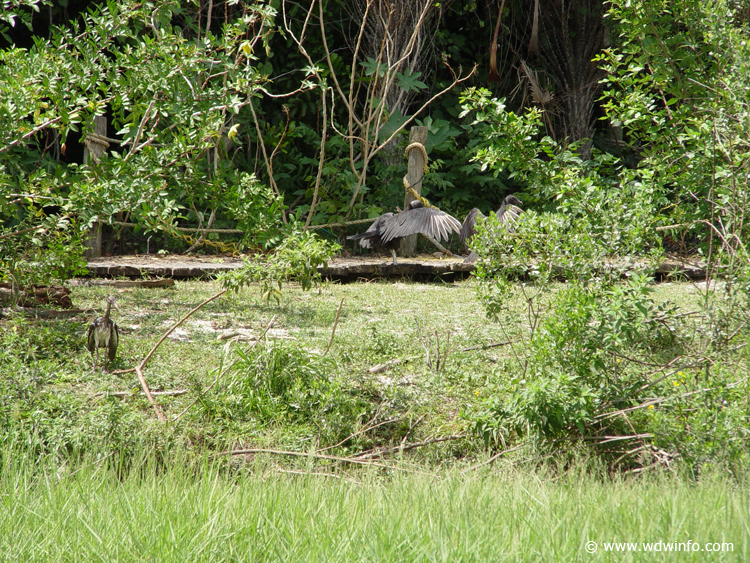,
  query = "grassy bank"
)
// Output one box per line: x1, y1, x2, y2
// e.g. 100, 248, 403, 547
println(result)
2, 453, 748, 562
1, 277, 748, 468
2, 277, 749, 560
1, 278, 538, 463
